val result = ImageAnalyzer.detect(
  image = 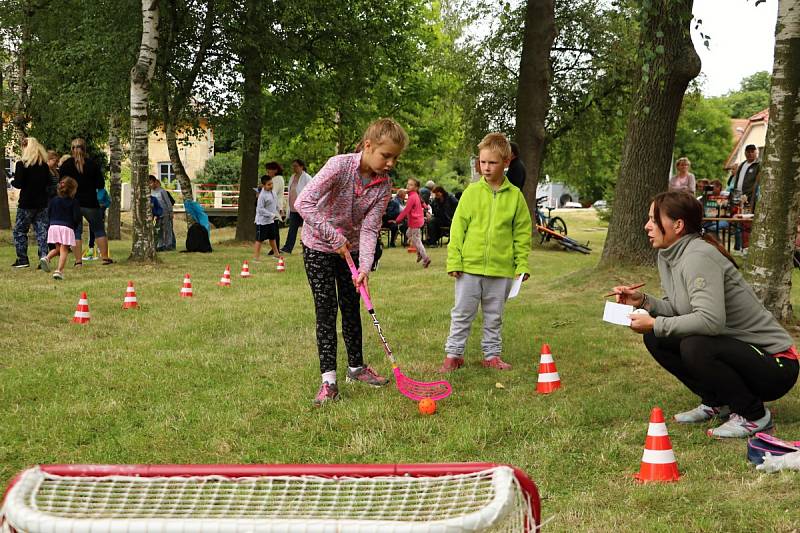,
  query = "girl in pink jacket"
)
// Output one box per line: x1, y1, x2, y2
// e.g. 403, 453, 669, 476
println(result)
394, 177, 431, 268
295, 118, 409, 406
